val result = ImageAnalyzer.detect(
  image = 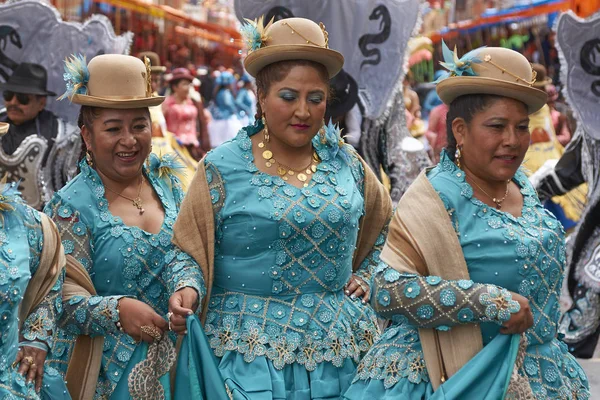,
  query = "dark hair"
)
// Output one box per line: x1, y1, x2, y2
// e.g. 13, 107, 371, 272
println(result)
445, 94, 504, 160
255, 60, 330, 120
77, 106, 100, 162
169, 78, 190, 92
